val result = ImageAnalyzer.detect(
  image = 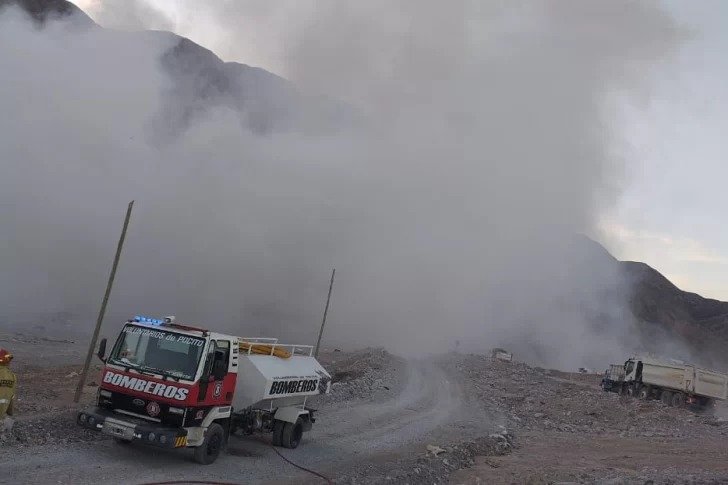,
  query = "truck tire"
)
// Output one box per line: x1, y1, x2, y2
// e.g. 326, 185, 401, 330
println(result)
671, 392, 685, 408
194, 423, 225, 465
626, 385, 636, 397
660, 390, 672, 405
280, 417, 304, 449
701, 399, 716, 416
638, 387, 651, 400
272, 419, 285, 447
